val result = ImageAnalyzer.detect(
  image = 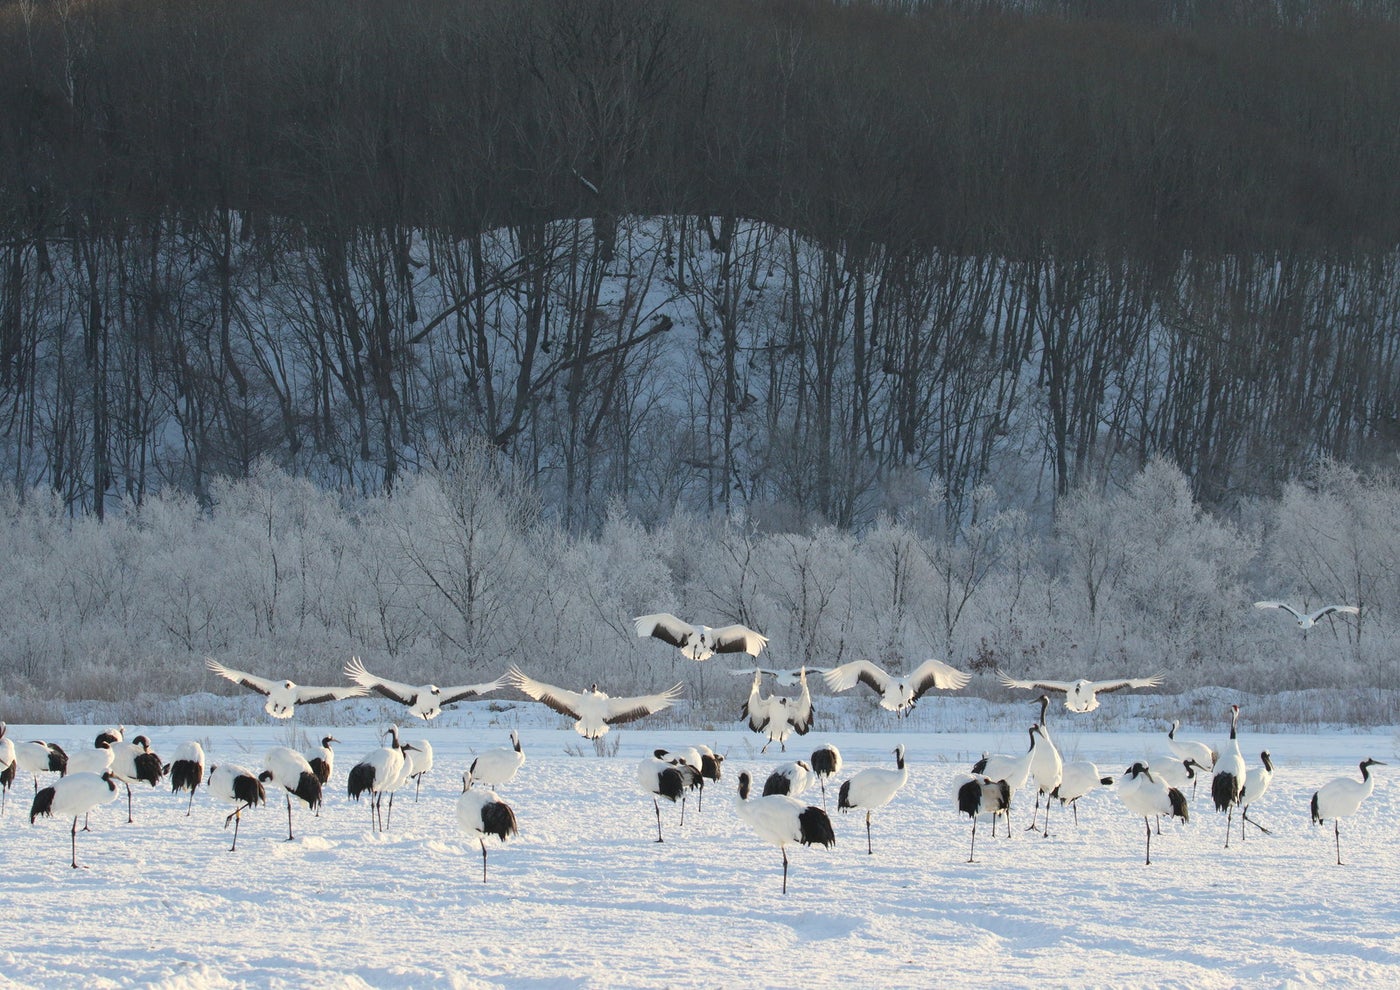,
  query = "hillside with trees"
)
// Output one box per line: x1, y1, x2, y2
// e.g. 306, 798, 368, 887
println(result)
0, 1, 1397, 711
